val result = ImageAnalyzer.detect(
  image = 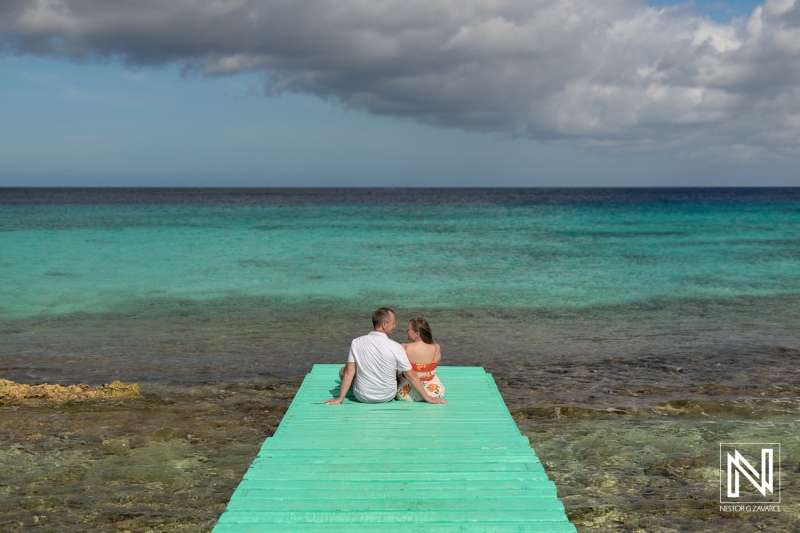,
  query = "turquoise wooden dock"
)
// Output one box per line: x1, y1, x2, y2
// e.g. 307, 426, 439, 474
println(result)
214, 365, 576, 532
